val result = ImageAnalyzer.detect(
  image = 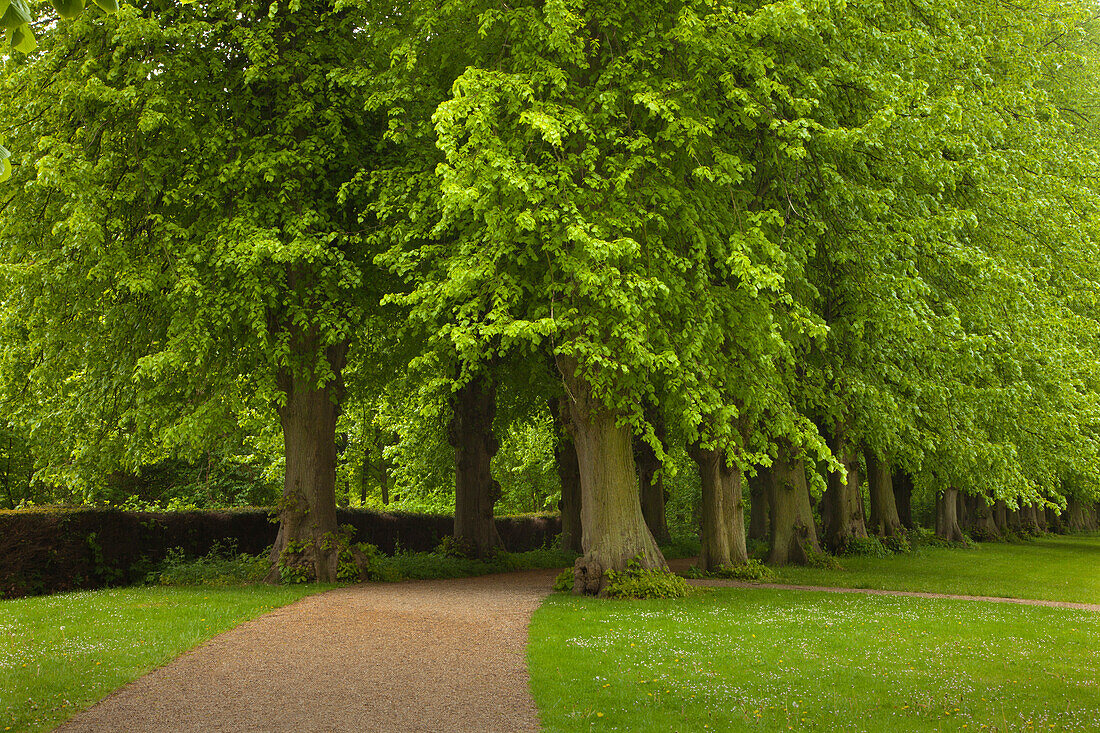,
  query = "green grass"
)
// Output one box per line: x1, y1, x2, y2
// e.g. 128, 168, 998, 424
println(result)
773, 533, 1100, 604
529, 588, 1100, 732
0, 584, 330, 732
